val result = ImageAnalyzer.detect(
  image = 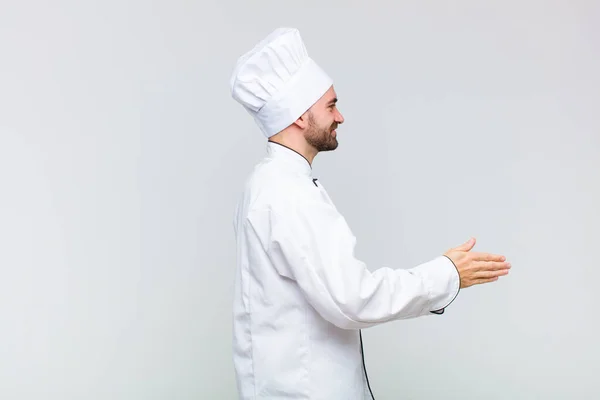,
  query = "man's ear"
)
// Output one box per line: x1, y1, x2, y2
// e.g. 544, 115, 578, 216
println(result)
293, 111, 309, 129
